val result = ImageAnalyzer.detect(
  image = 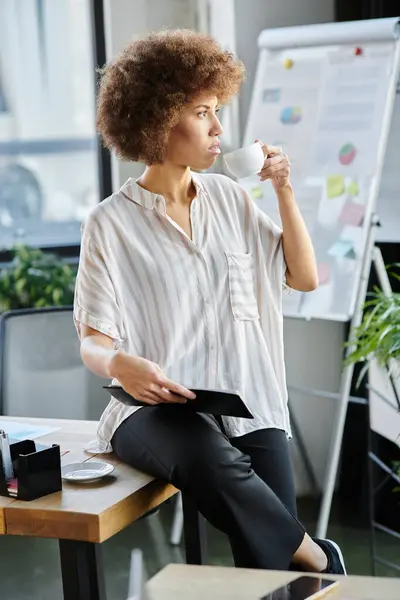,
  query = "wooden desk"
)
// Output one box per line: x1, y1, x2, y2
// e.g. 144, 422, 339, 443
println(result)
147, 564, 400, 600
0, 416, 178, 600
